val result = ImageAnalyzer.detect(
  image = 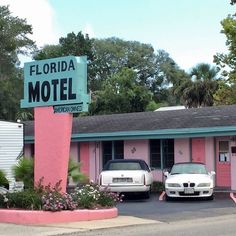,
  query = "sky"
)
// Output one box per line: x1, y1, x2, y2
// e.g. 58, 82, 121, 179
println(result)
1, 0, 235, 72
